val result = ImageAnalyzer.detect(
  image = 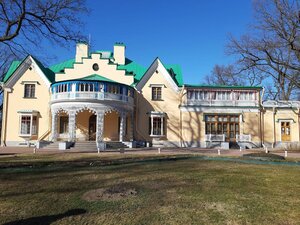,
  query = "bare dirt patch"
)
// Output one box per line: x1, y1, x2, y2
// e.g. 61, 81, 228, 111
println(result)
82, 185, 138, 201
